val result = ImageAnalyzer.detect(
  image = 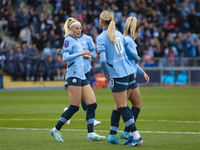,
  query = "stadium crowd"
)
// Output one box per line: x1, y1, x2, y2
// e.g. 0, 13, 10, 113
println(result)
0, 0, 200, 81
